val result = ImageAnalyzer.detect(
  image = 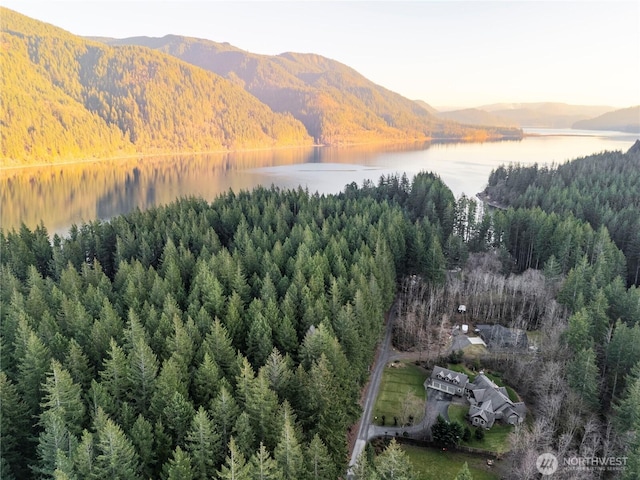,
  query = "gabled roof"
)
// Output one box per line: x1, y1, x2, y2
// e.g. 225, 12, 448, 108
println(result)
430, 366, 469, 386
469, 374, 515, 414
